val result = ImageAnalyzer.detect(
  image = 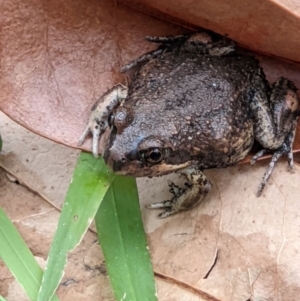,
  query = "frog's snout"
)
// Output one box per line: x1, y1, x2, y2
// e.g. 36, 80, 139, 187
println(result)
103, 146, 126, 172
